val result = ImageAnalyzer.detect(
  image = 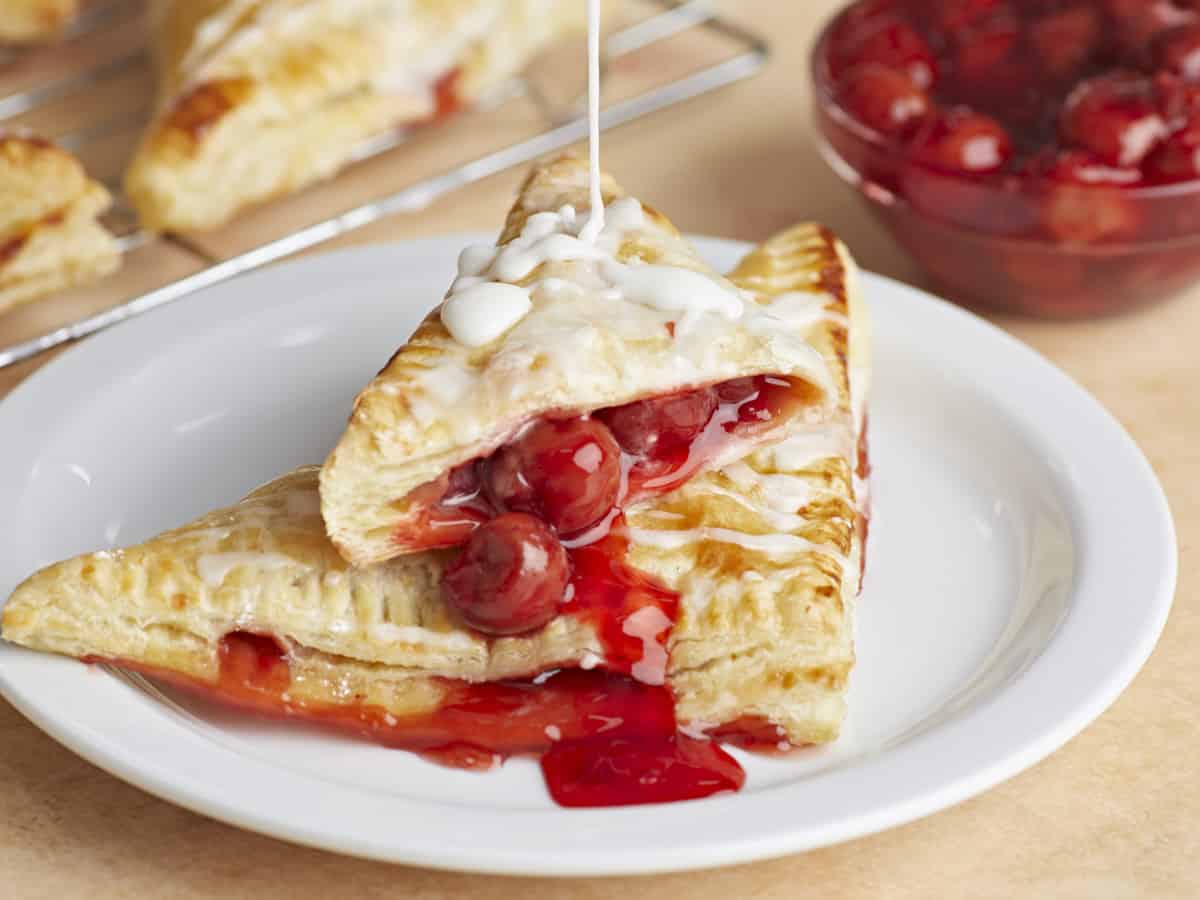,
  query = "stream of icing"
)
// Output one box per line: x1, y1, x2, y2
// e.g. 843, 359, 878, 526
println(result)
578, 0, 605, 244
